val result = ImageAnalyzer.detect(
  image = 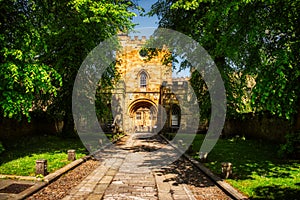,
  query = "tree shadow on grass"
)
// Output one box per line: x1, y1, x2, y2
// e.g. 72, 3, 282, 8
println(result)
232, 161, 299, 180
0, 135, 88, 165
200, 138, 300, 181
188, 136, 300, 199
252, 185, 300, 199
